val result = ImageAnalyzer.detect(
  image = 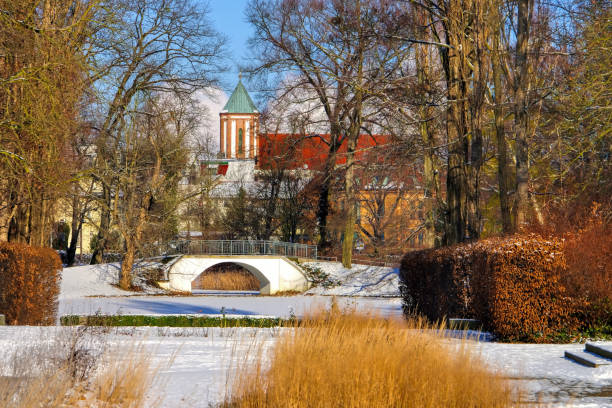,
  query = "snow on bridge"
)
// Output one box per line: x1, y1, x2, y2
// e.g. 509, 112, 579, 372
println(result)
163, 255, 310, 295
